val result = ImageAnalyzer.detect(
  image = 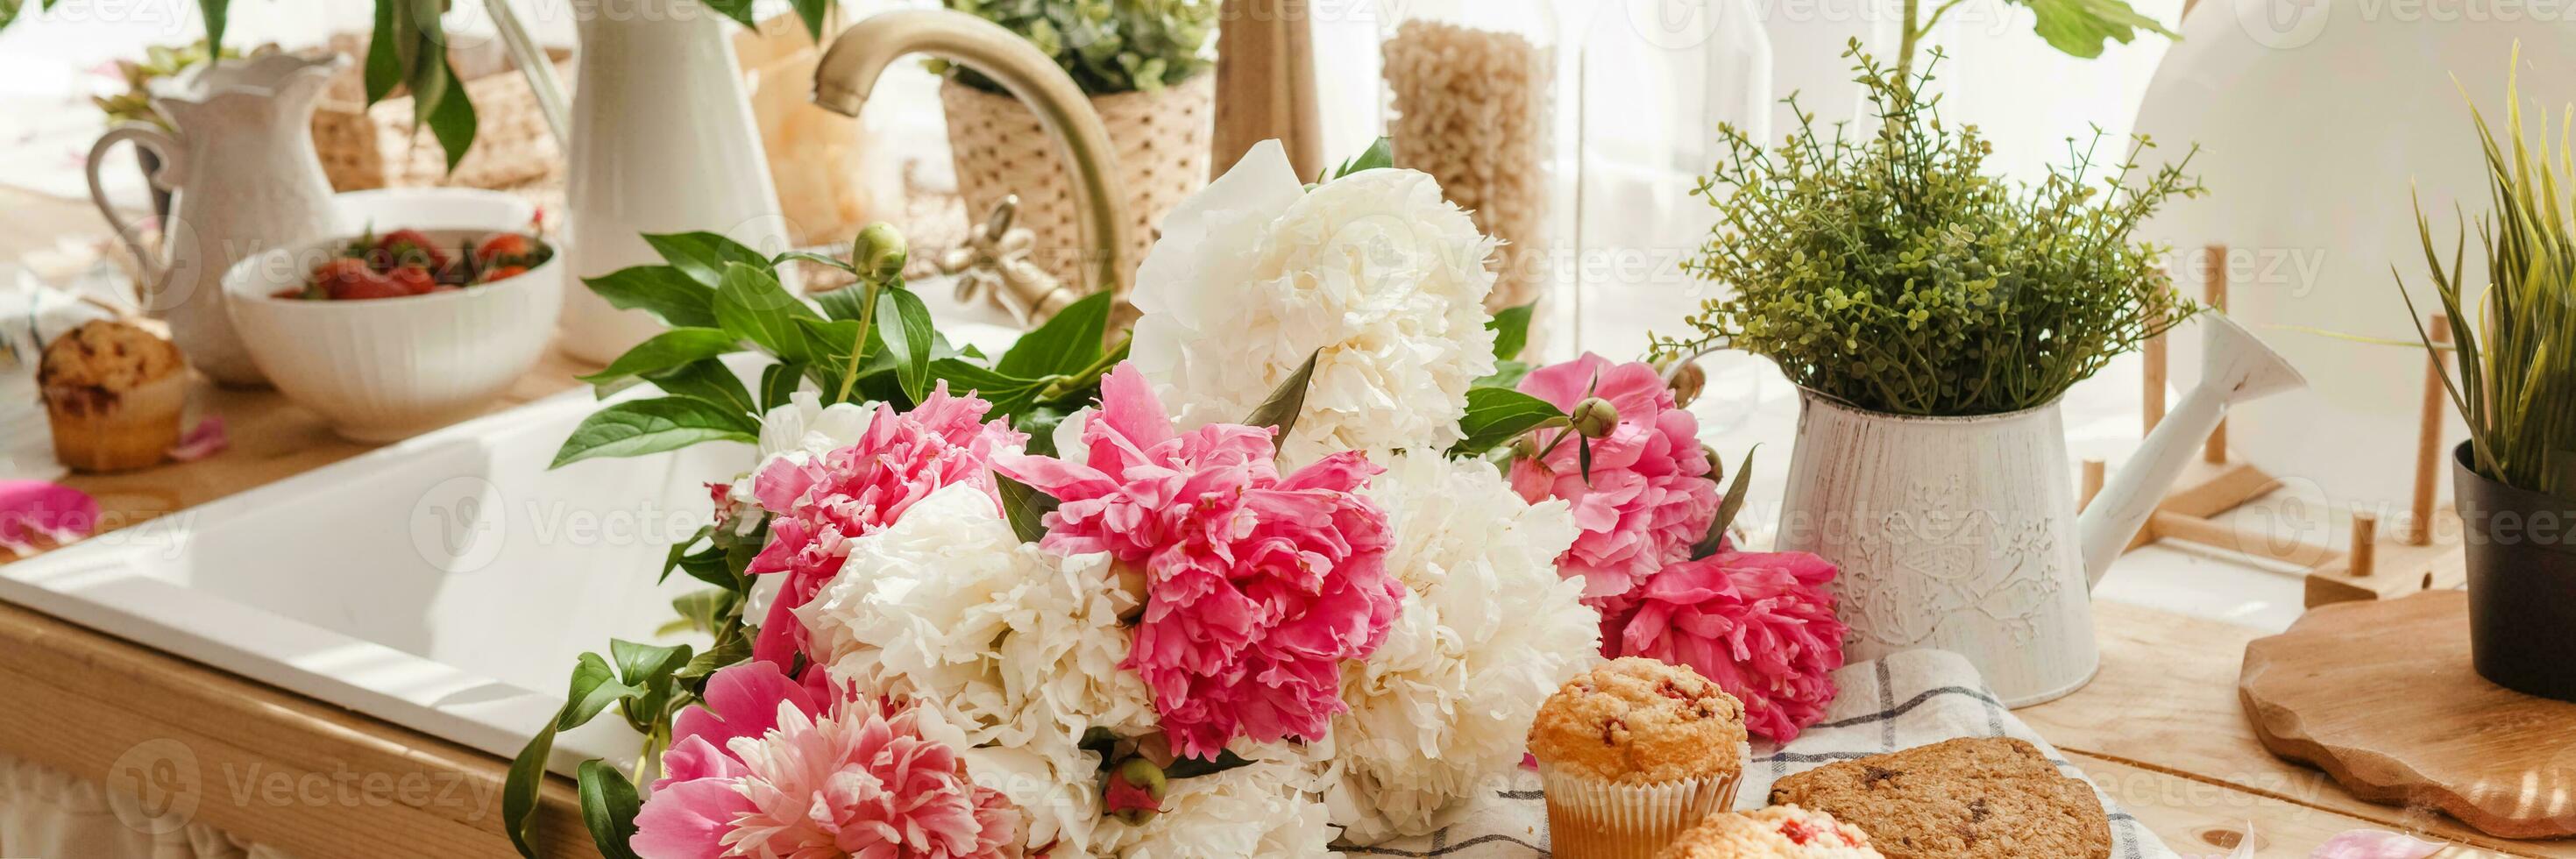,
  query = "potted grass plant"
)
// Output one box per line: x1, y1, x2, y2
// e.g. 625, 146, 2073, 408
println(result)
2404, 66, 2576, 702
934, 0, 1219, 283
1650, 46, 2231, 705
